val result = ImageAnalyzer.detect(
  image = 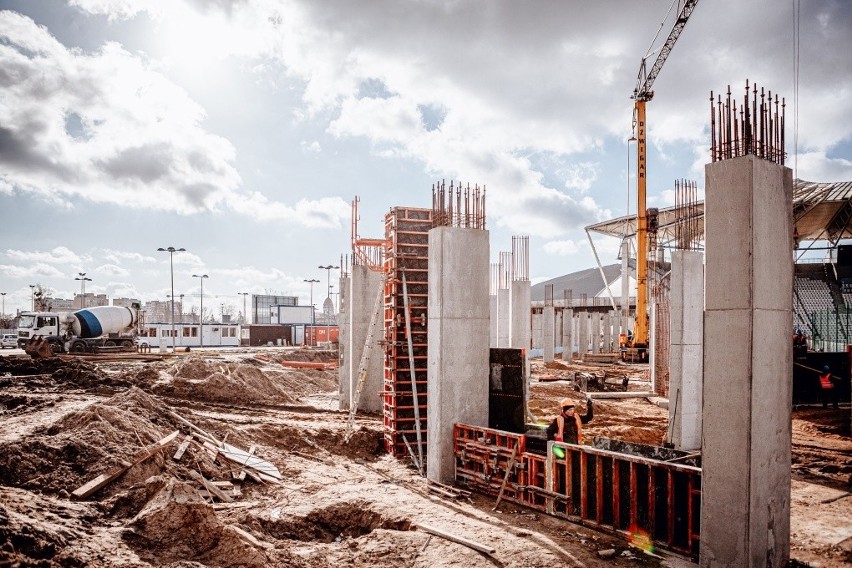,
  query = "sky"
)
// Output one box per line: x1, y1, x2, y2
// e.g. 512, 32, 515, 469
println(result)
1, 0, 851, 319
